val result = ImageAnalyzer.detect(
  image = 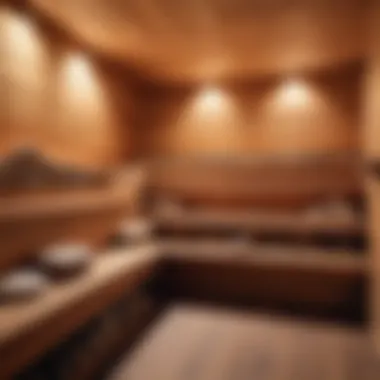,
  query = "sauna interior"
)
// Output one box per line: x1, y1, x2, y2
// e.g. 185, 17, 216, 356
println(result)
1, 0, 380, 379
